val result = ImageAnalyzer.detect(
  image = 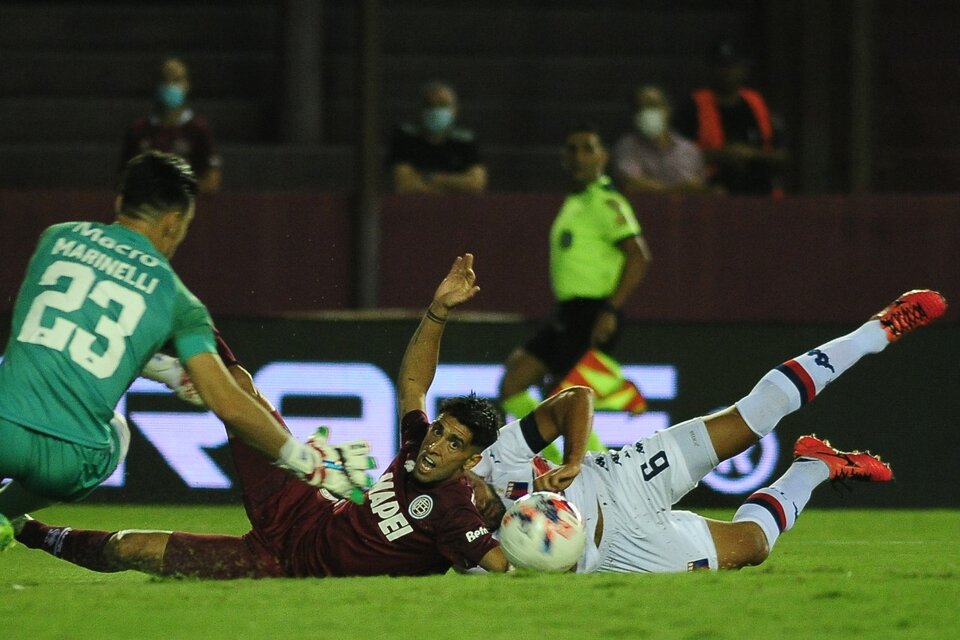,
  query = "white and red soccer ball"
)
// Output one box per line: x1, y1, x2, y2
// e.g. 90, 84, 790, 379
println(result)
499, 491, 586, 572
